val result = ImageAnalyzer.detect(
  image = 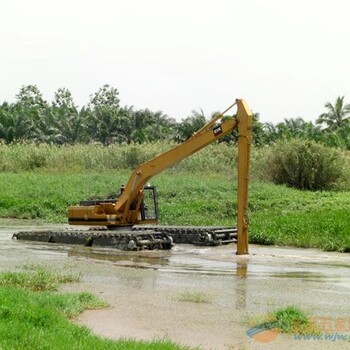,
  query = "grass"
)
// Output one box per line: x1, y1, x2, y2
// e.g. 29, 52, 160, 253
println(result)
0, 171, 237, 225
1, 170, 350, 252
249, 182, 350, 251
250, 306, 316, 335
0, 267, 194, 350
0, 142, 349, 252
0, 265, 82, 291
0, 171, 130, 221
0, 142, 237, 174
270, 307, 312, 334
177, 292, 212, 304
